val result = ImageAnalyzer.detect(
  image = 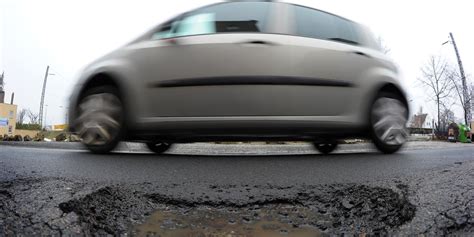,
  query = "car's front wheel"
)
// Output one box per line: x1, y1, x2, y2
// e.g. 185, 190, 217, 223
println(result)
75, 86, 124, 154
146, 142, 172, 154
370, 92, 409, 154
